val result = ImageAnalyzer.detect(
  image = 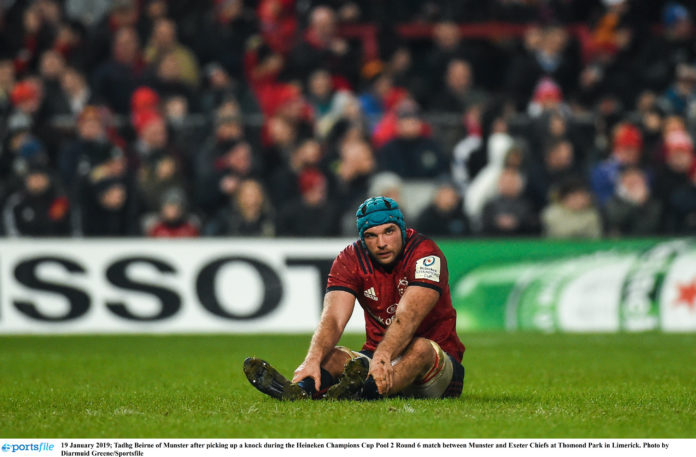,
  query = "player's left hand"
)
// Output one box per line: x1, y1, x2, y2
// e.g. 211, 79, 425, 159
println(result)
369, 352, 393, 395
